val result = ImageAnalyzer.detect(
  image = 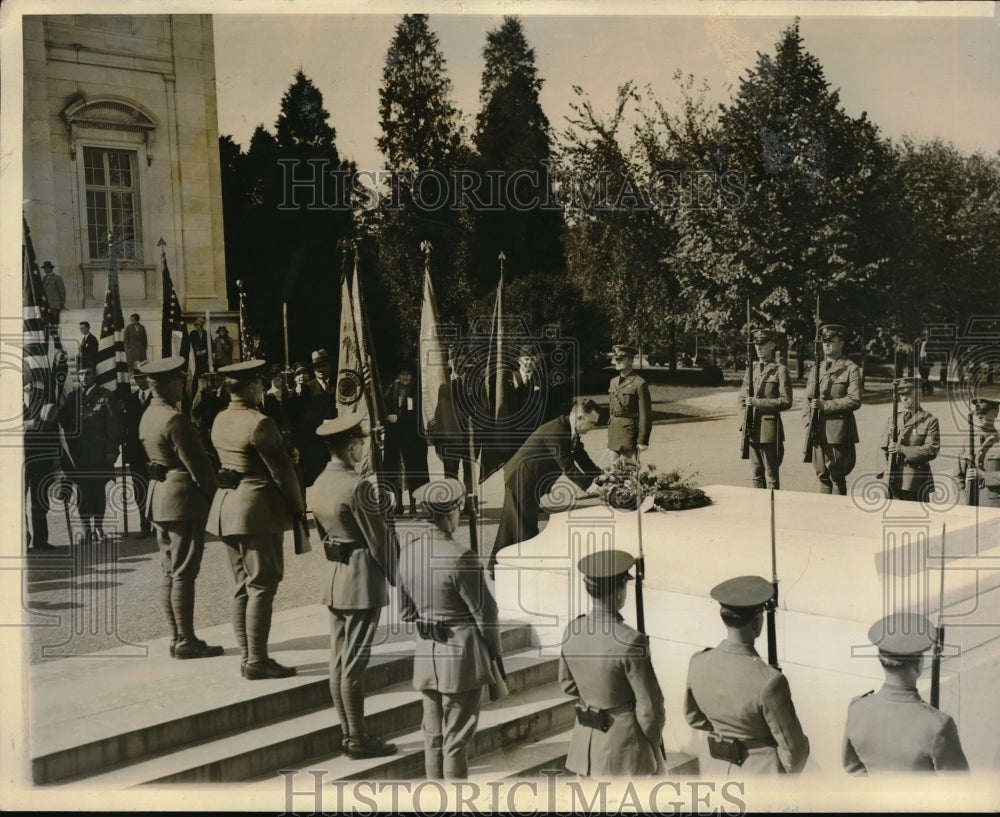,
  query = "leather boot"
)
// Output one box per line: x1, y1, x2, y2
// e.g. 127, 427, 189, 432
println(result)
173, 580, 224, 659
232, 595, 248, 676
163, 578, 177, 656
